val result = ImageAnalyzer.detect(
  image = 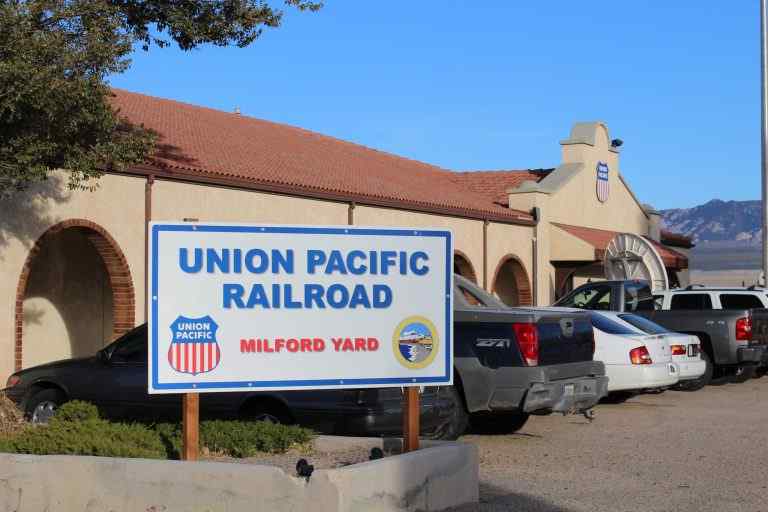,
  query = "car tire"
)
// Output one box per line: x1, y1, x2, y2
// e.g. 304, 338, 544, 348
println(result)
470, 411, 530, 435
601, 391, 635, 404
731, 364, 757, 383
25, 388, 66, 424
677, 351, 713, 391
423, 386, 469, 441
239, 399, 292, 424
